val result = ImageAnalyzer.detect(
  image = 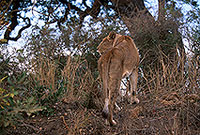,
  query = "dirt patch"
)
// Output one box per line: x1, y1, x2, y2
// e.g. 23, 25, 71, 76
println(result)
3, 95, 200, 135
